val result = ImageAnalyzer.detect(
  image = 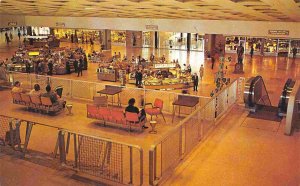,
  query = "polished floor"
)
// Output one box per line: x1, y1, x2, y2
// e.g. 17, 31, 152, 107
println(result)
1, 31, 300, 186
